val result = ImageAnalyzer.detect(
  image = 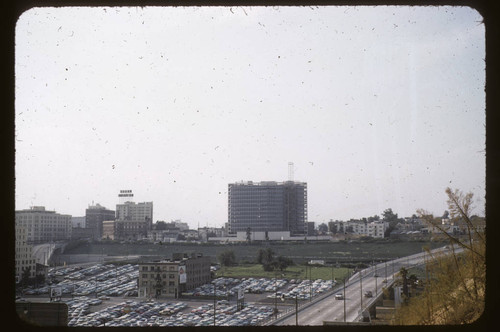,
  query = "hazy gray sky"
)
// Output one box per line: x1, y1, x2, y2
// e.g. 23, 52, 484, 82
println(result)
15, 6, 485, 229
